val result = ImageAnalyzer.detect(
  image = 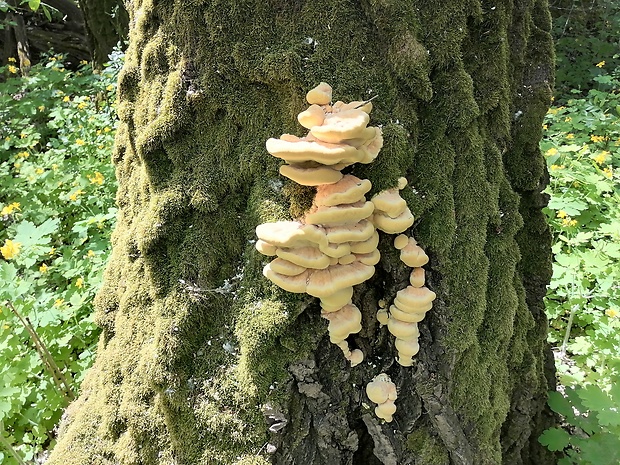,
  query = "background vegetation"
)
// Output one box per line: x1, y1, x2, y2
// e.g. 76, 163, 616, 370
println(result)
0, 1, 618, 464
